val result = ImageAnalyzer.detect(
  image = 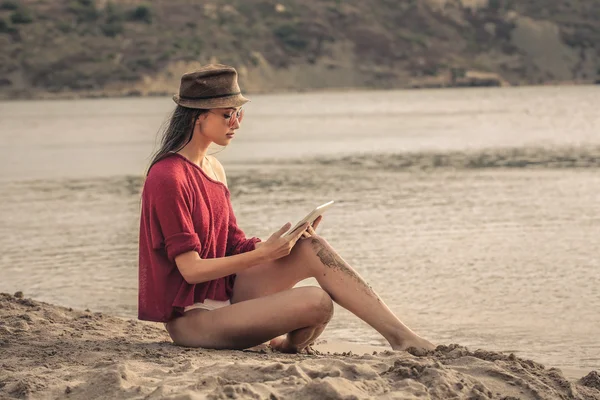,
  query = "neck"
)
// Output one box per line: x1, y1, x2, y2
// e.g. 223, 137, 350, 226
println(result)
177, 139, 211, 167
